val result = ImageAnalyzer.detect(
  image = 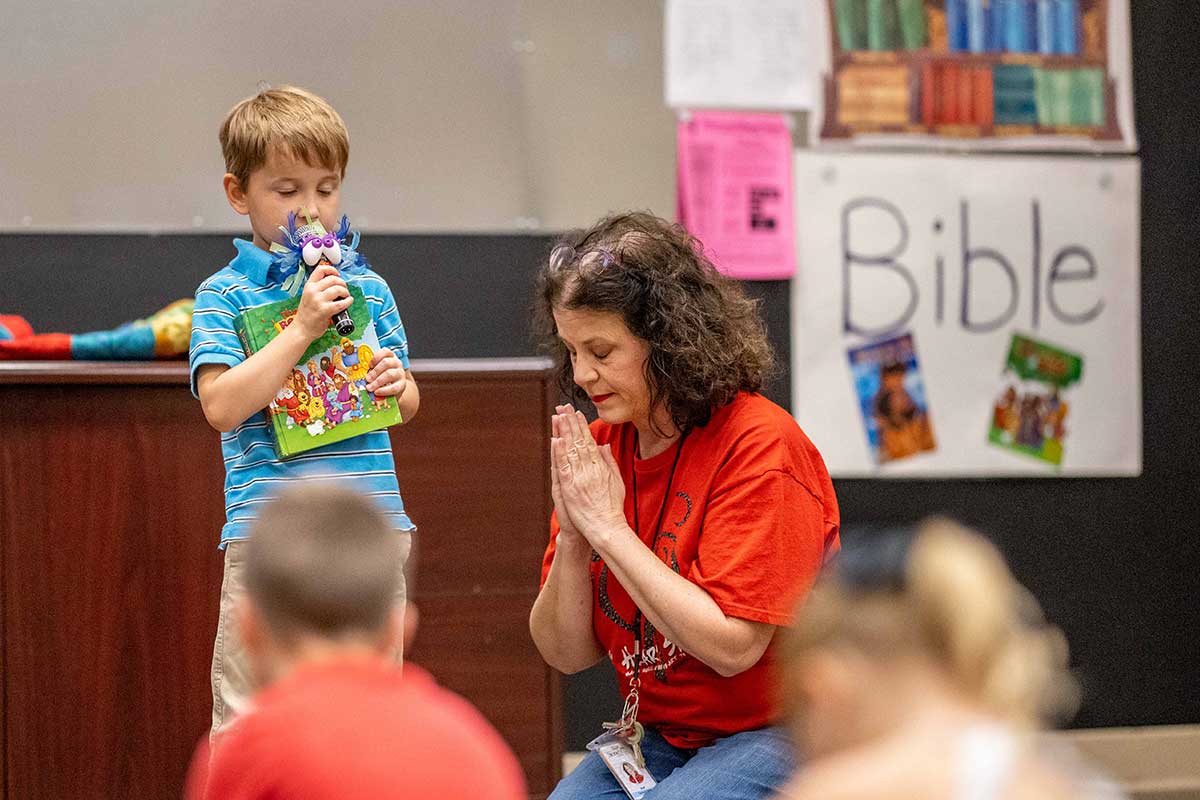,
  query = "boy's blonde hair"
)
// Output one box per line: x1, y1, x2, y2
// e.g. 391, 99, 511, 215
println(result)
219, 85, 349, 189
